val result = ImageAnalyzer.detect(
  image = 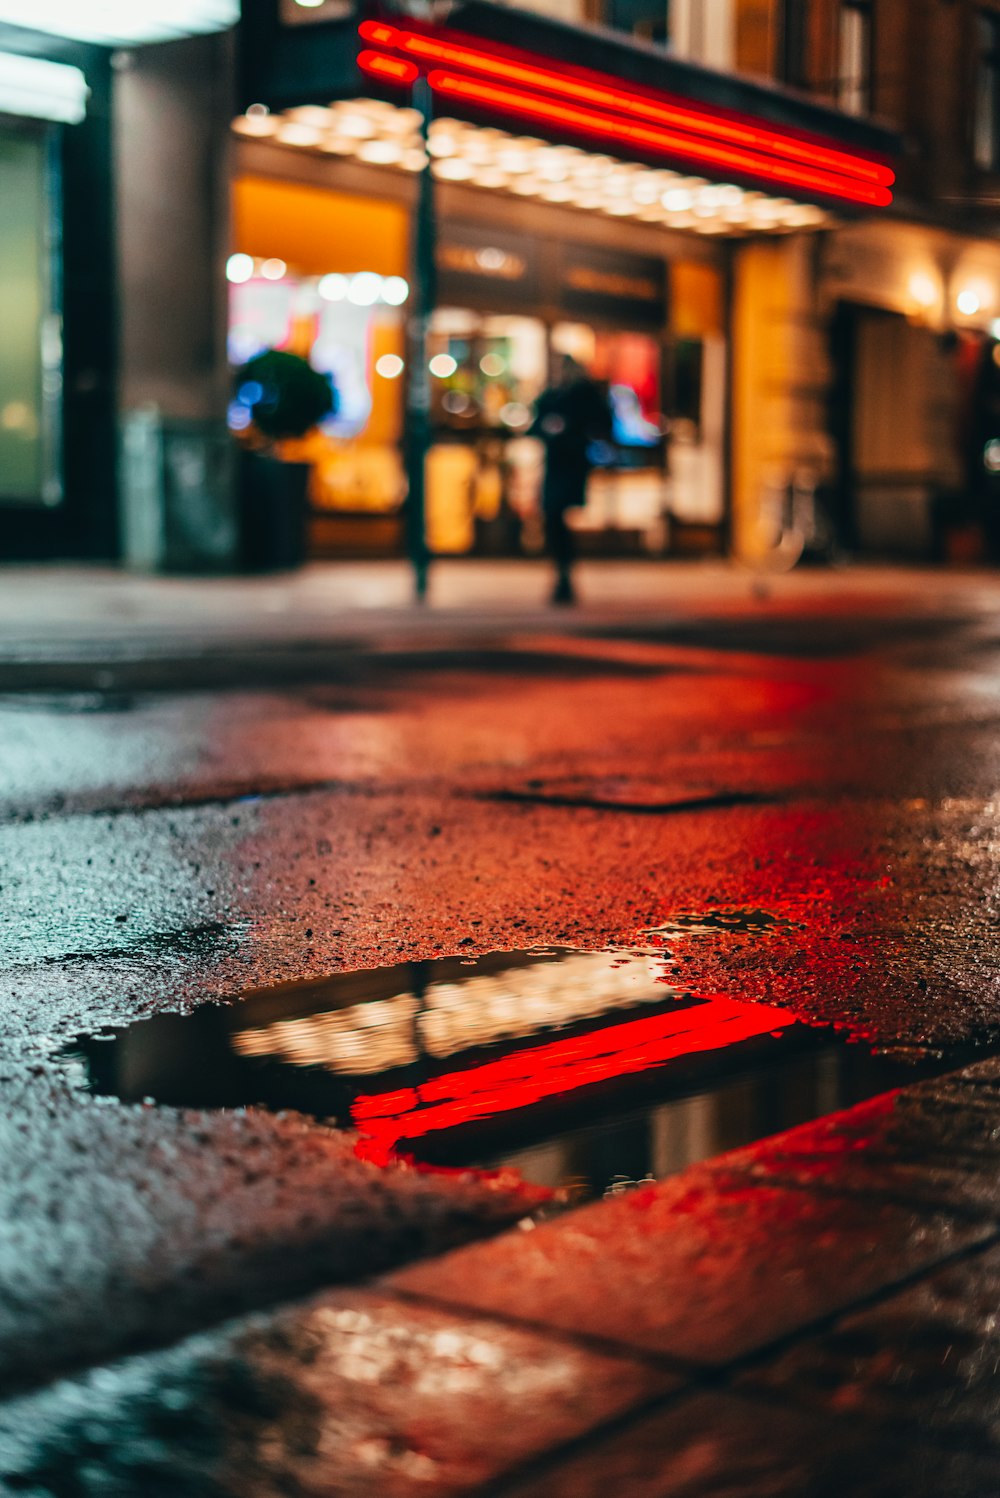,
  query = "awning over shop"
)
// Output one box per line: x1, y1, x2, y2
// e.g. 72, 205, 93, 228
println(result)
240, 0, 899, 211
